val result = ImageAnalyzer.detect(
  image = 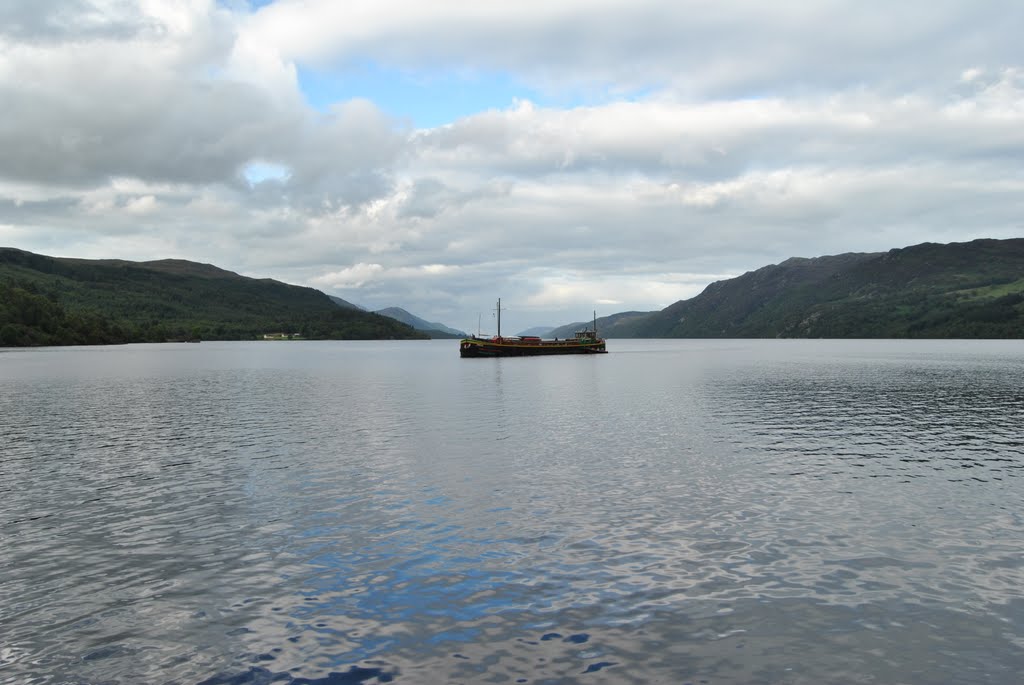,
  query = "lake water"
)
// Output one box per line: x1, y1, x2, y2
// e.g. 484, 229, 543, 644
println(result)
1, 339, 1023, 684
